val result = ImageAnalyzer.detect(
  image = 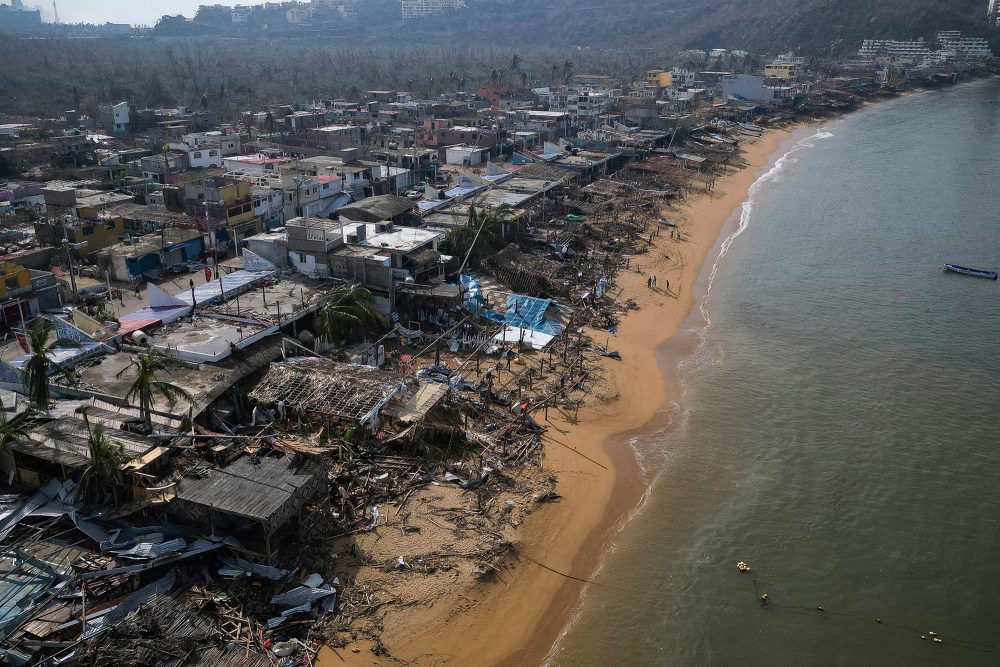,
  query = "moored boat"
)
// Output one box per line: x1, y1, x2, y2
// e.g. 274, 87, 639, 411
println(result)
943, 263, 998, 280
